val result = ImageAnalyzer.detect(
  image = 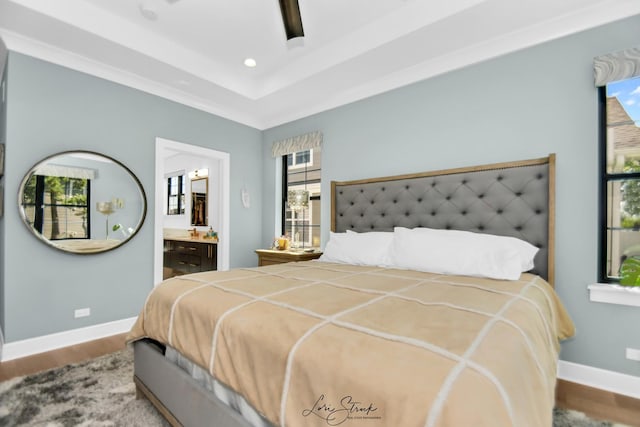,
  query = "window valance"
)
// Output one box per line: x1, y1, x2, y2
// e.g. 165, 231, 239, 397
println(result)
594, 46, 640, 87
272, 131, 323, 158
34, 164, 96, 180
